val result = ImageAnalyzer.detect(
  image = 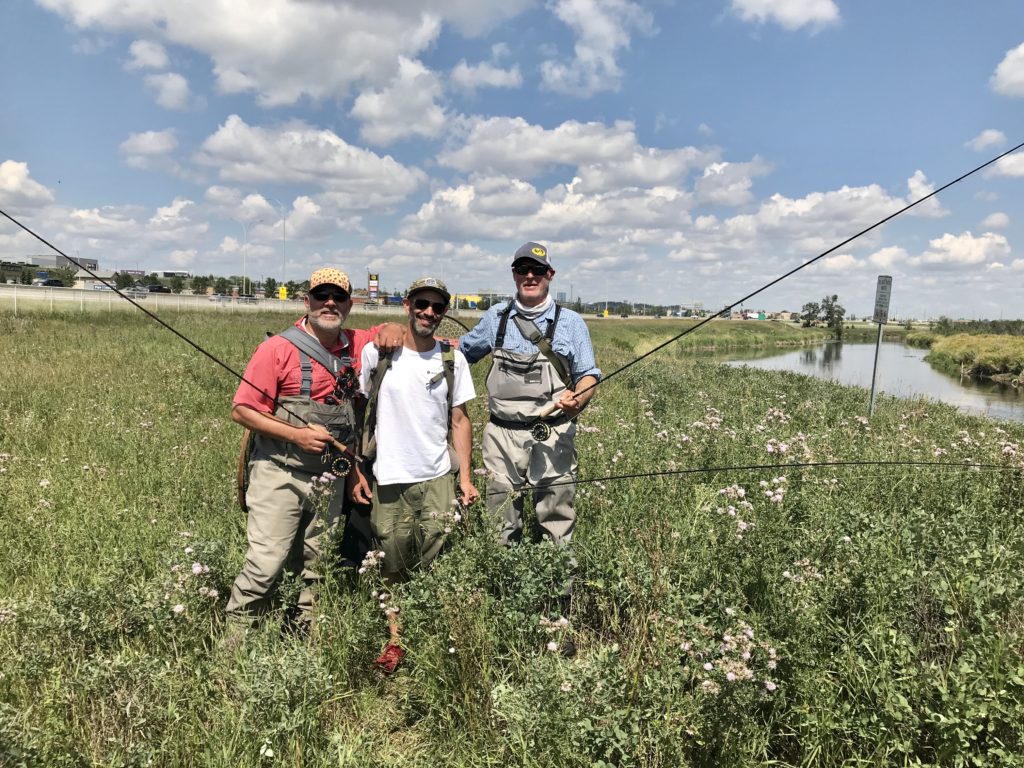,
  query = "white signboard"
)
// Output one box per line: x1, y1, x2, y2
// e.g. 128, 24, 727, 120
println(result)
872, 275, 892, 324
